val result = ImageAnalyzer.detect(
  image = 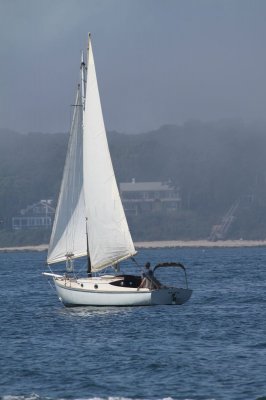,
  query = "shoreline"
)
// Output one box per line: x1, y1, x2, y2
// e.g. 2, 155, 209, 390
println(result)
1, 239, 266, 253
135, 239, 266, 248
